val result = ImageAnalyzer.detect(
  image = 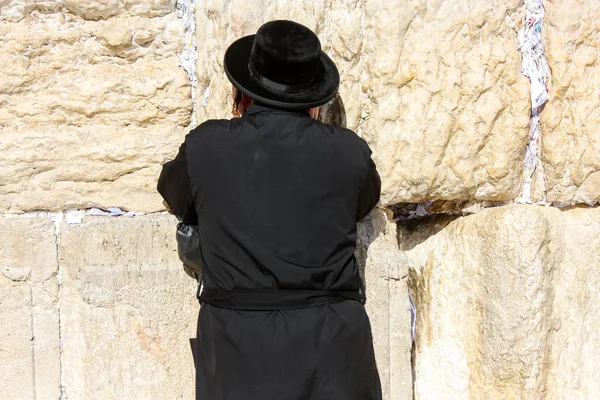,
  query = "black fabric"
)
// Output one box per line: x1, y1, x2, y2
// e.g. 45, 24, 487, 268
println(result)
196, 301, 381, 400
224, 20, 340, 109
358, 159, 381, 221
251, 21, 321, 87
189, 338, 199, 370
199, 288, 364, 311
158, 104, 382, 400
157, 143, 198, 224
176, 222, 203, 280
257, 20, 321, 63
